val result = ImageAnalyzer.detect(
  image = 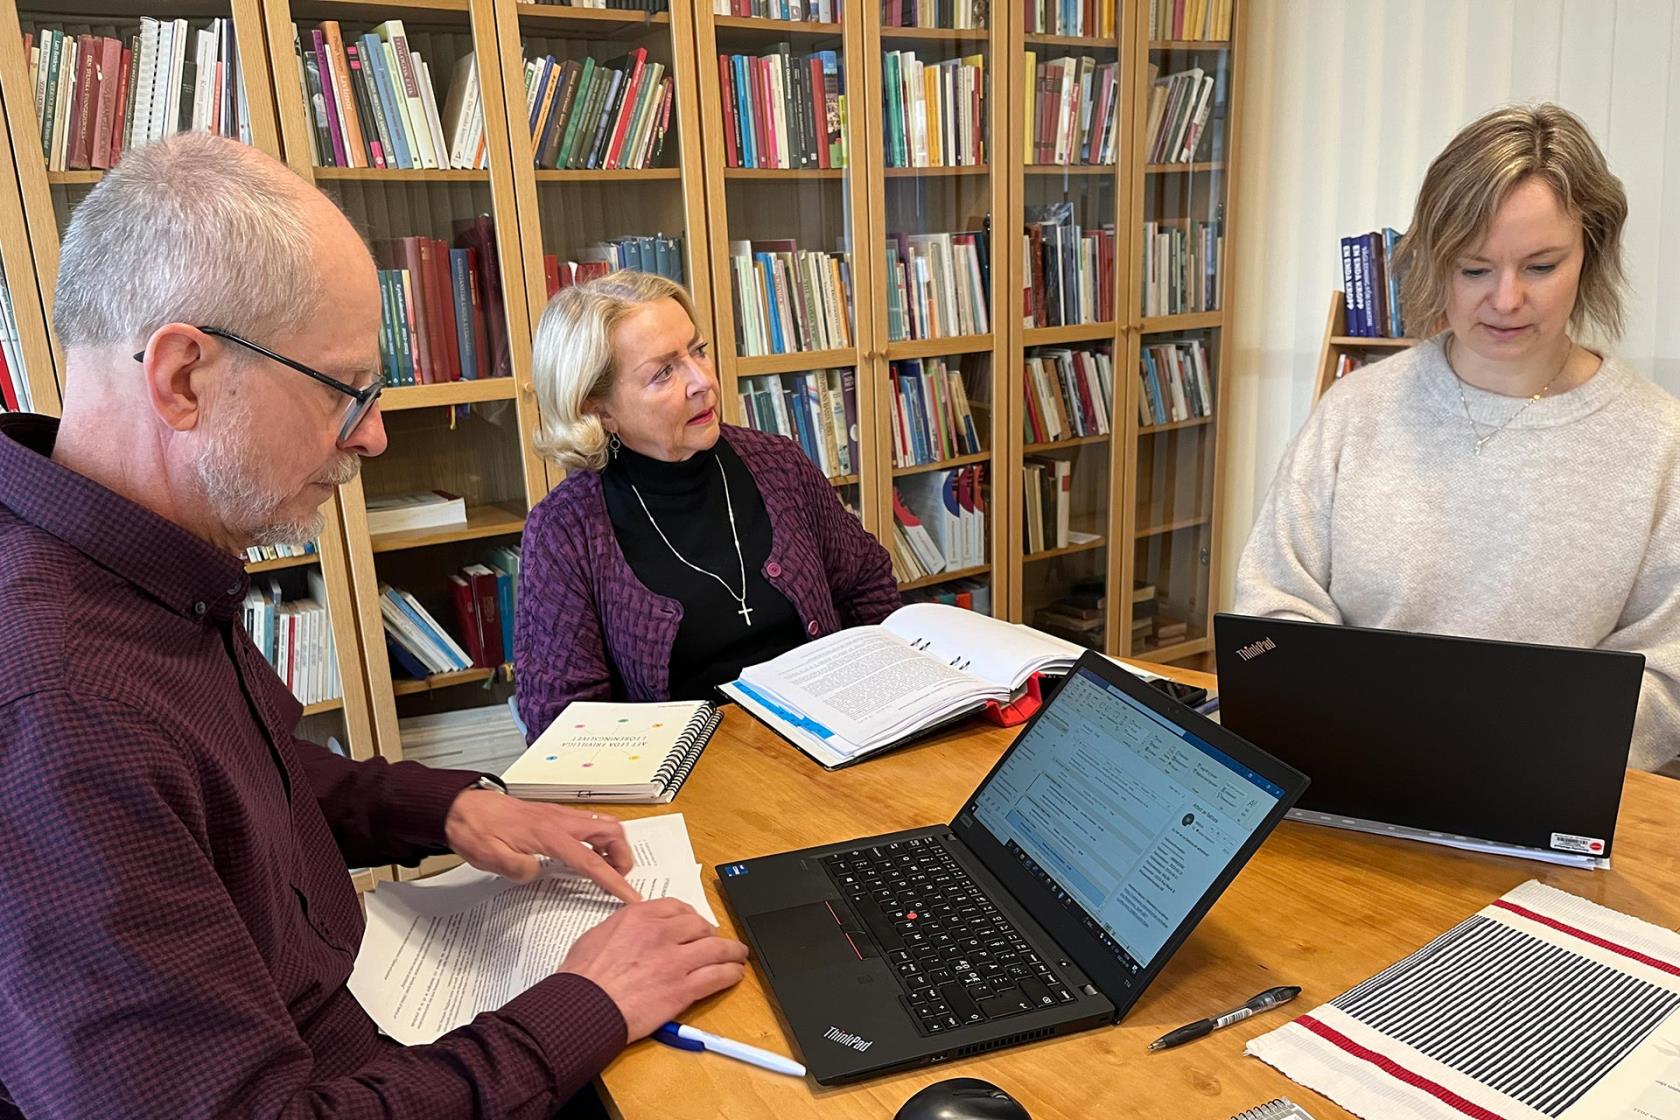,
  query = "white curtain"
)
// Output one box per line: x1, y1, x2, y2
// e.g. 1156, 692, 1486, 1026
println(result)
1220, 0, 1680, 604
